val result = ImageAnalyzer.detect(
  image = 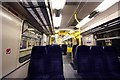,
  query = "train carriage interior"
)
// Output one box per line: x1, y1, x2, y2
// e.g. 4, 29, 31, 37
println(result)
0, 0, 120, 80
